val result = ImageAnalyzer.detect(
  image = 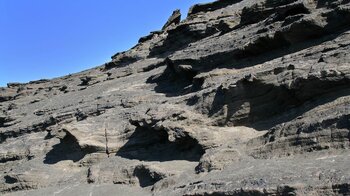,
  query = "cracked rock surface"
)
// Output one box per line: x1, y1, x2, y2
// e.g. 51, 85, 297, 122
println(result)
1, 0, 350, 195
